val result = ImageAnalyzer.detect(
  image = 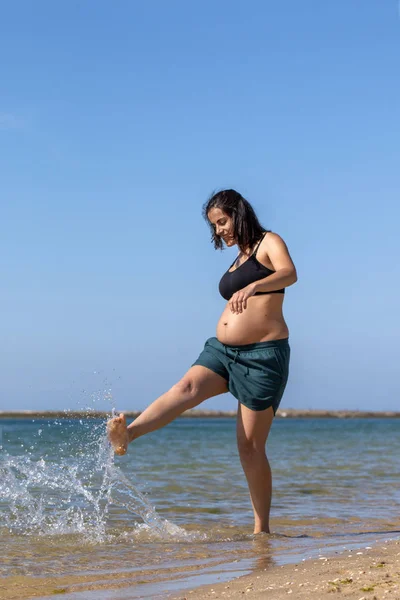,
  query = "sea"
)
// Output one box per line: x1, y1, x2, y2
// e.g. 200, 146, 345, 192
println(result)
1, 415, 399, 599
